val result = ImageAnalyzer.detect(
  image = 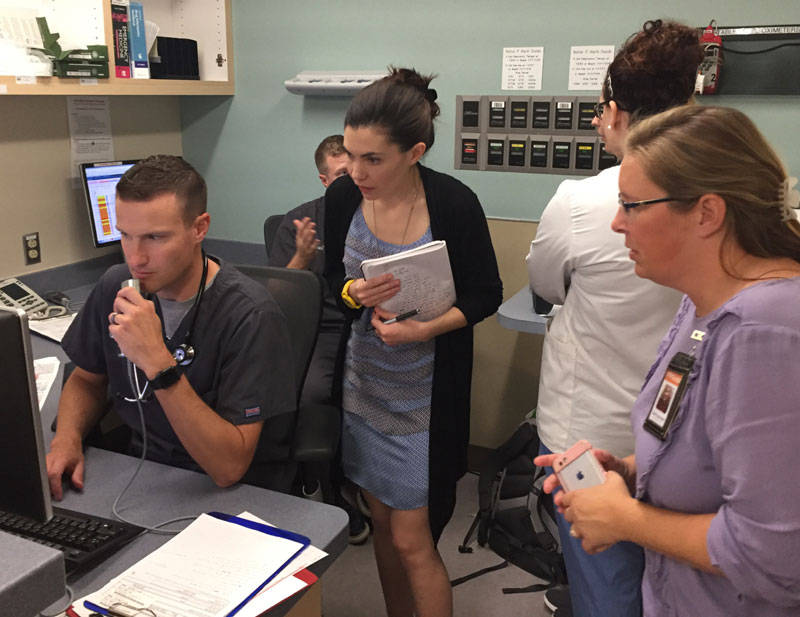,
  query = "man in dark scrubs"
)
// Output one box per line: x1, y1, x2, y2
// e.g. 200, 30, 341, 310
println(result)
47, 155, 296, 498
